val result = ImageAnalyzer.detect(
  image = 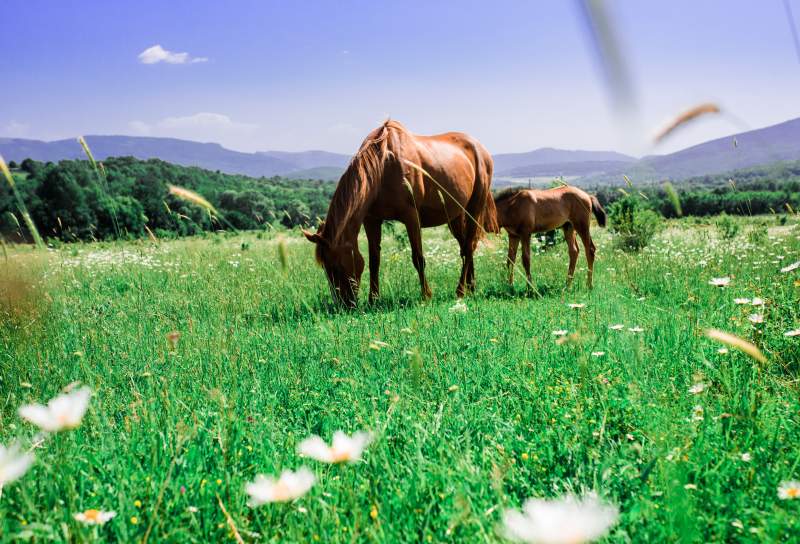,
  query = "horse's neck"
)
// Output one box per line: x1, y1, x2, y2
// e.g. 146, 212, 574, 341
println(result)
325, 176, 377, 245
